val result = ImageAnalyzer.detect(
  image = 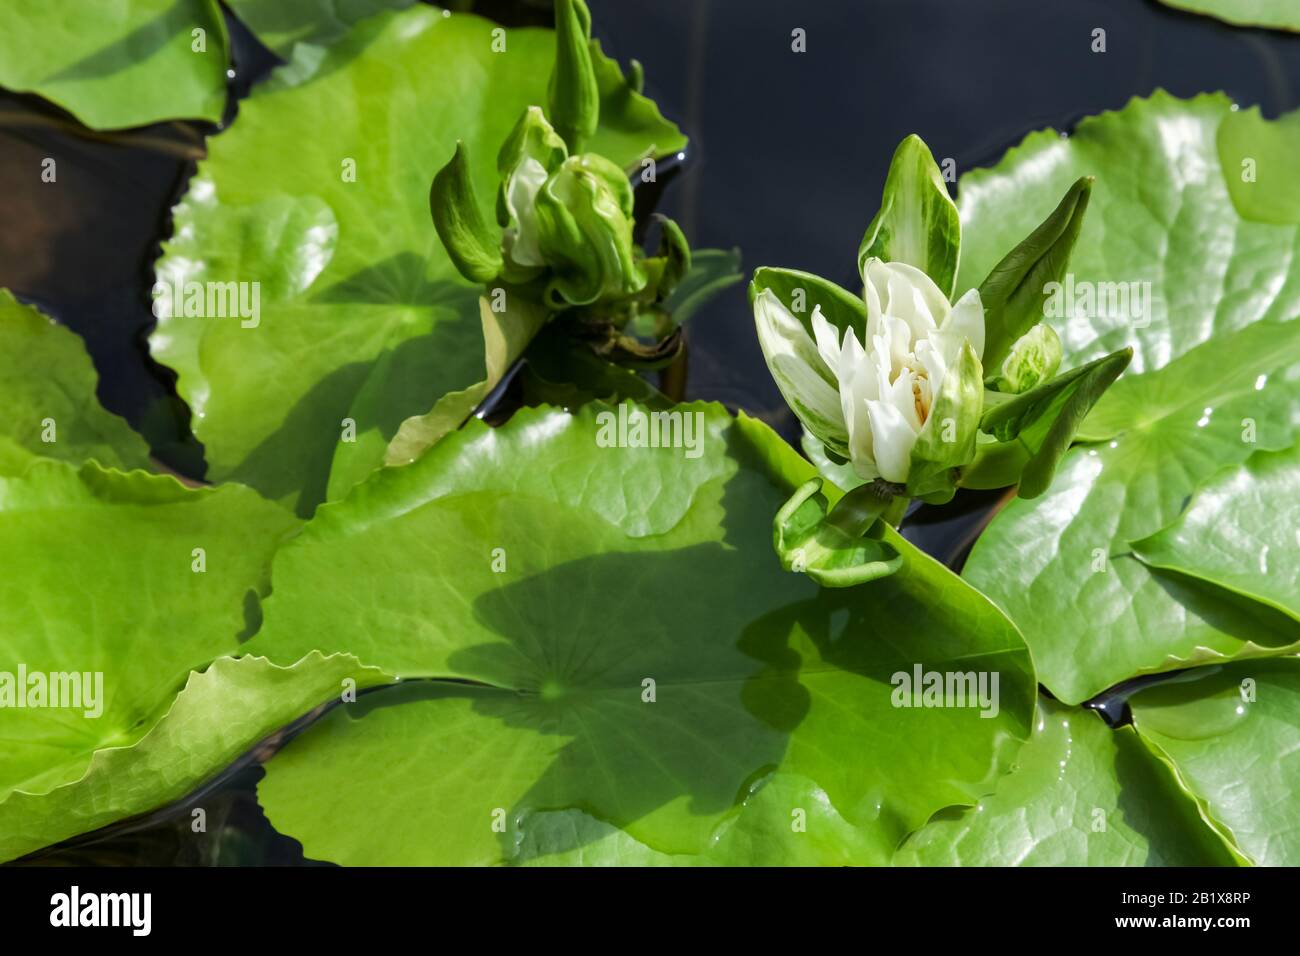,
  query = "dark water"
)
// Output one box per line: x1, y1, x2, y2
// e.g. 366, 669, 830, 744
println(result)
6, 0, 1299, 863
